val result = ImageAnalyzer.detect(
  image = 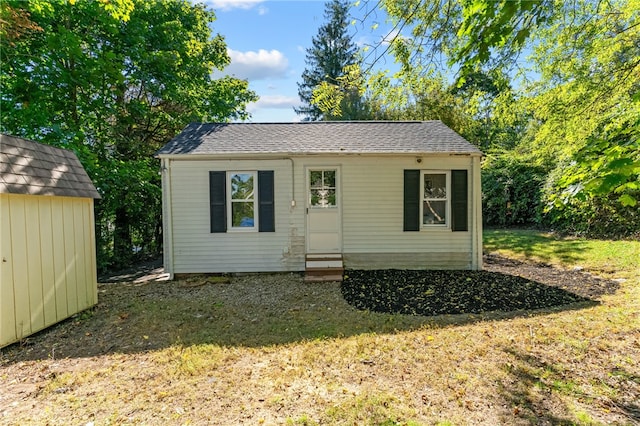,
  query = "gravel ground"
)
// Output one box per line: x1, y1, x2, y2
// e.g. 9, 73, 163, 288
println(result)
0, 254, 632, 426
2, 254, 619, 361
